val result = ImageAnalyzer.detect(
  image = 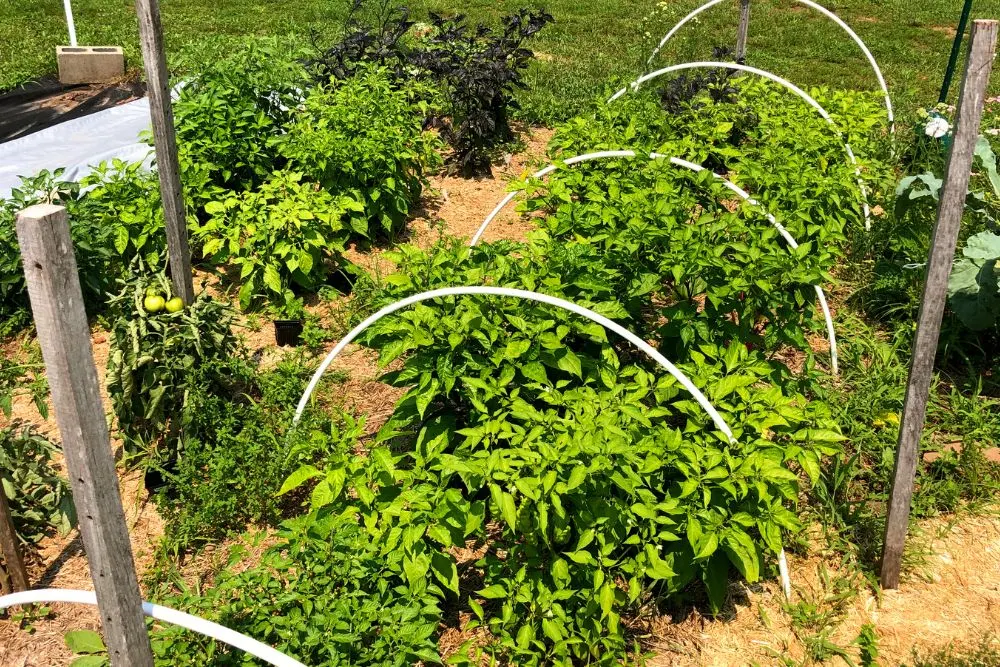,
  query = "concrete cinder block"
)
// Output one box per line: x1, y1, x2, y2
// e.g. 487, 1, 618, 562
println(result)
56, 46, 125, 85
